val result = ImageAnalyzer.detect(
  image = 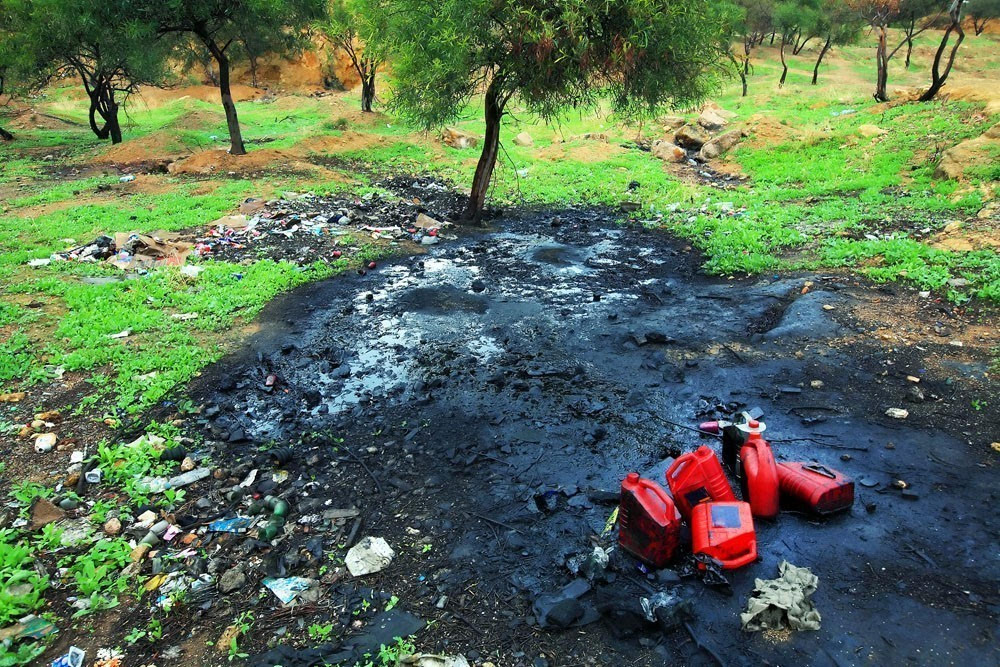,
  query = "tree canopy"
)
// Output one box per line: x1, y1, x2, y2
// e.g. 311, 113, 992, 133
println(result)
369, 0, 739, 219
316, 0, 385, 112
